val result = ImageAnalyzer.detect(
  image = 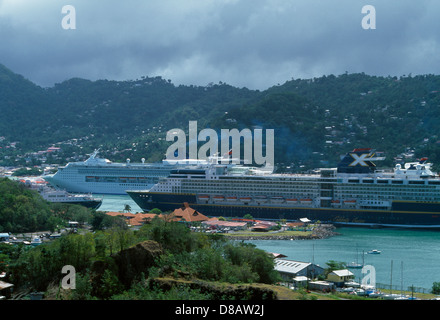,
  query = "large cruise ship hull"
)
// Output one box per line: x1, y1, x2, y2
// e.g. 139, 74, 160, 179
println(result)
127, 192, 440, 229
